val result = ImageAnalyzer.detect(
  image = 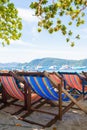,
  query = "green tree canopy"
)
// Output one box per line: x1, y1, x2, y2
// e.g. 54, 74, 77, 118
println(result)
30, 0, 87, 46
0, 0, 22, 46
